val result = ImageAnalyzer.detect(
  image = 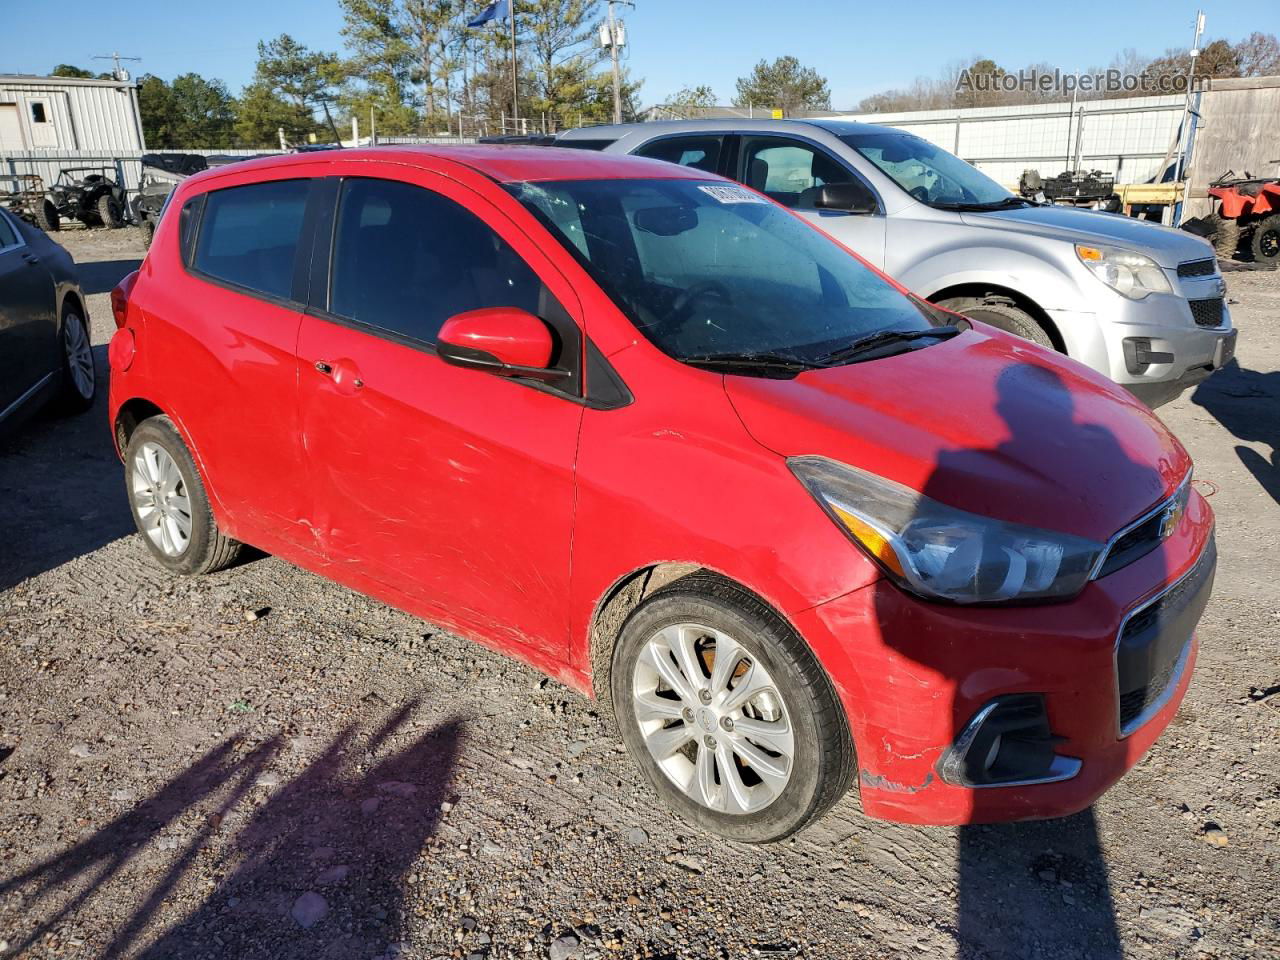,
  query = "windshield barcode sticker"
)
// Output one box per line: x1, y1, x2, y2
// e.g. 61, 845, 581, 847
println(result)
698, 184, 768, 204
